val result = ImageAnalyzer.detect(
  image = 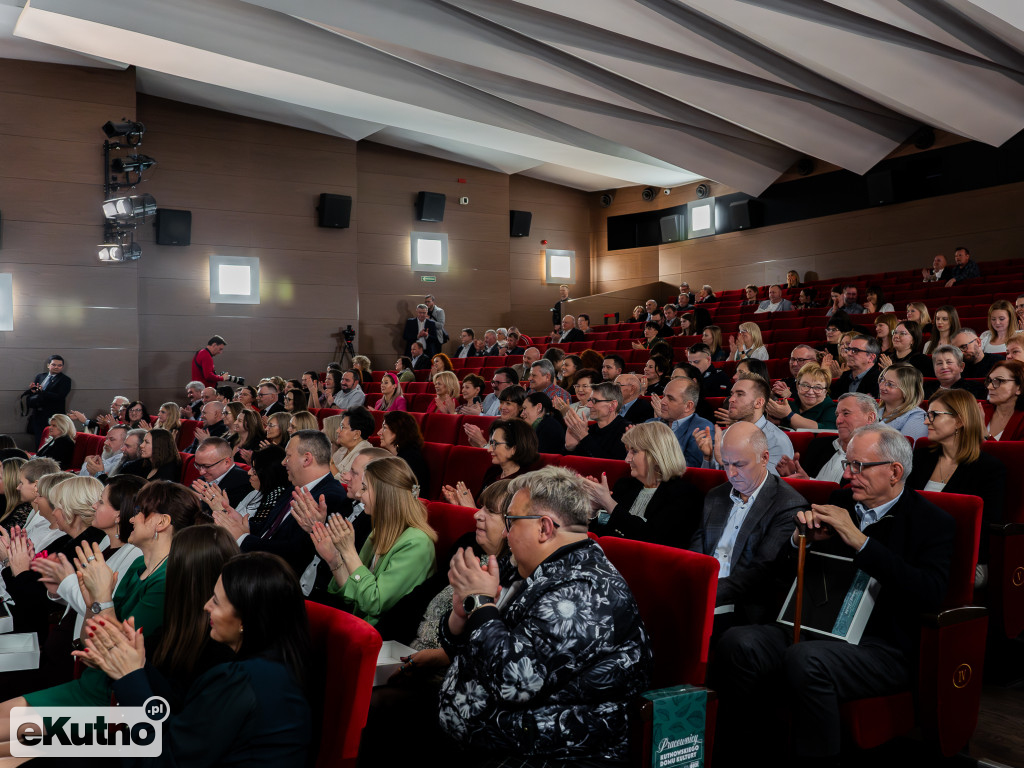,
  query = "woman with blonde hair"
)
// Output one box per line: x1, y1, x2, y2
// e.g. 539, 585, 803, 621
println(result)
288, 411, 319, 436
36, 413, 76, 469
311, 456, 437, 626
875, 313, 899, 356
583, 421, 703, 549
728, 322, 768, 361
154, 402, 182, 438
427, 370, 460, 414
220, 402, 245, 449
906, 301, 932, 329
702, 325, 728, 362
925, 305, 960, 354
261, 411, 291, 448
980, 299, 1018, 353
352, 355, 373, 384
1, 457, 30, 531
877, 364, 928, 442
765, 363, 837, 430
